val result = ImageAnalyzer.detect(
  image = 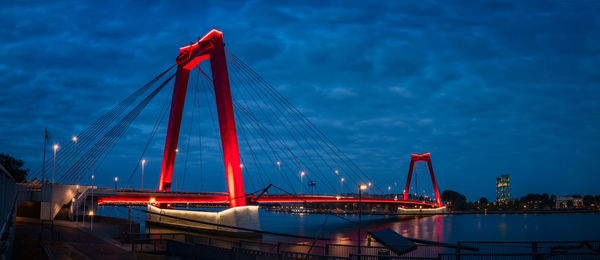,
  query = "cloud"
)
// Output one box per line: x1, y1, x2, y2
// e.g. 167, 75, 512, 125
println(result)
0, 0, 599, 199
